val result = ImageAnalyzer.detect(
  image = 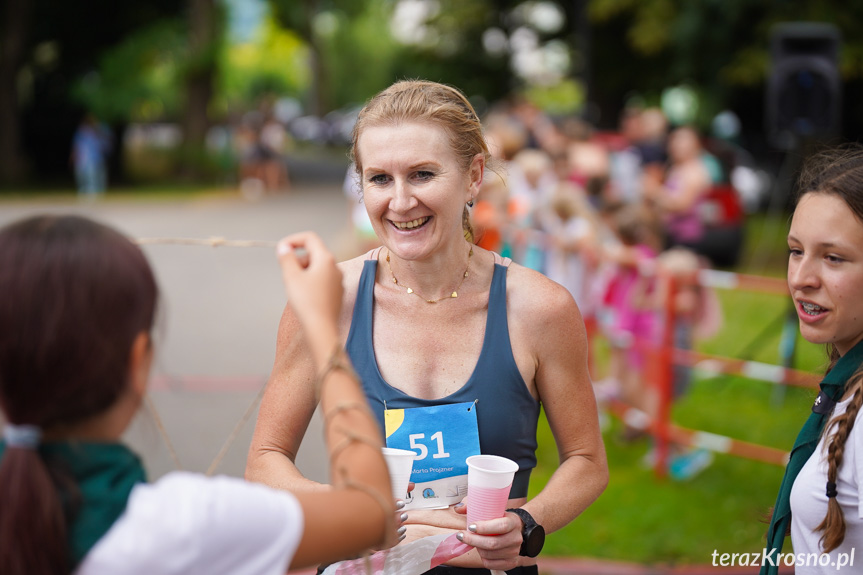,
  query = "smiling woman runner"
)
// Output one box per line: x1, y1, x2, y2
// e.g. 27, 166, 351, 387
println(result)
247, 79, 608, 575
0, 215, 394, 574
762, 145, 863, 574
